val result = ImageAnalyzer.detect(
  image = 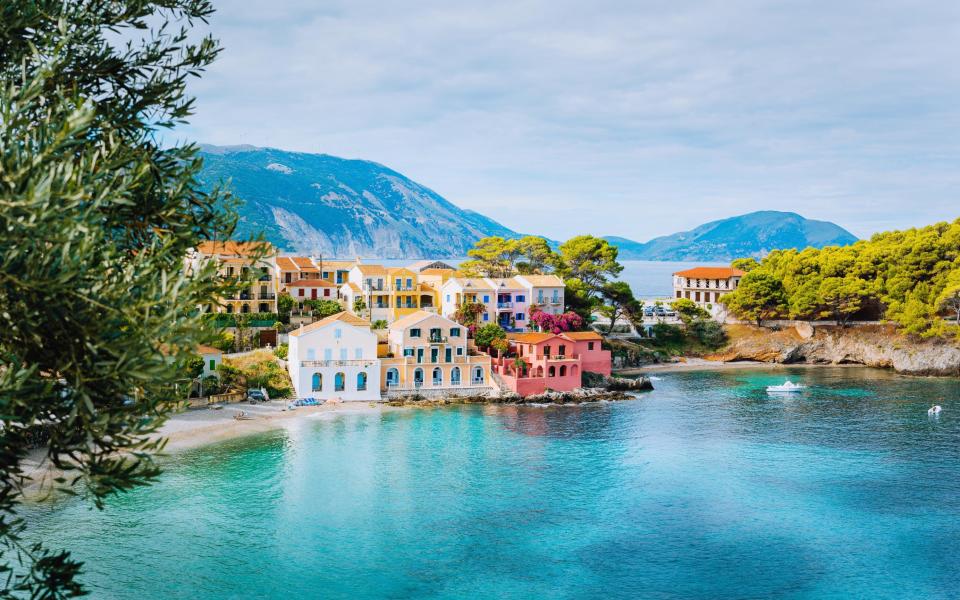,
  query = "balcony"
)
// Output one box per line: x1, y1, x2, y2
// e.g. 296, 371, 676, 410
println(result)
300, 359, 377, 367
428, 335, 447, 344
471, 378, 485, 386
497, 301, 513, 309
258, 293, 276, 300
